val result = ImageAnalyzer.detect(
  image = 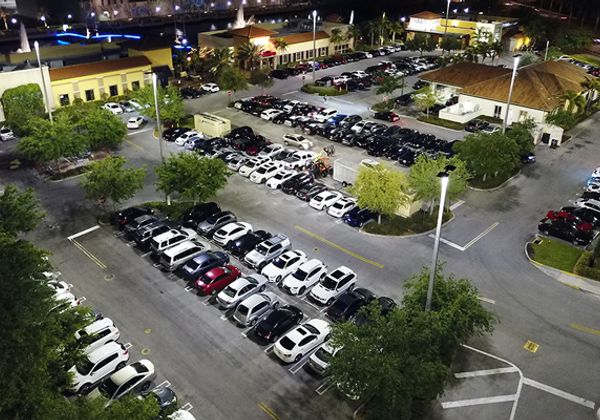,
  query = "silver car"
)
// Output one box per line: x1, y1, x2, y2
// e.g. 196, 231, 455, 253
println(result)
233, 292, 279, 326
216, 274, 268, 310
